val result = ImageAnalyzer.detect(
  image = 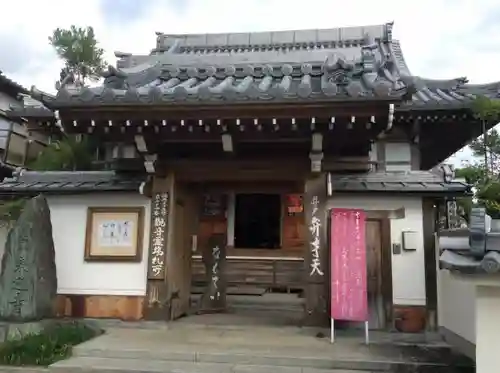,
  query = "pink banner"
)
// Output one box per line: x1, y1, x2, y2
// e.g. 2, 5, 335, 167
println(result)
330, 208, 368, 322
